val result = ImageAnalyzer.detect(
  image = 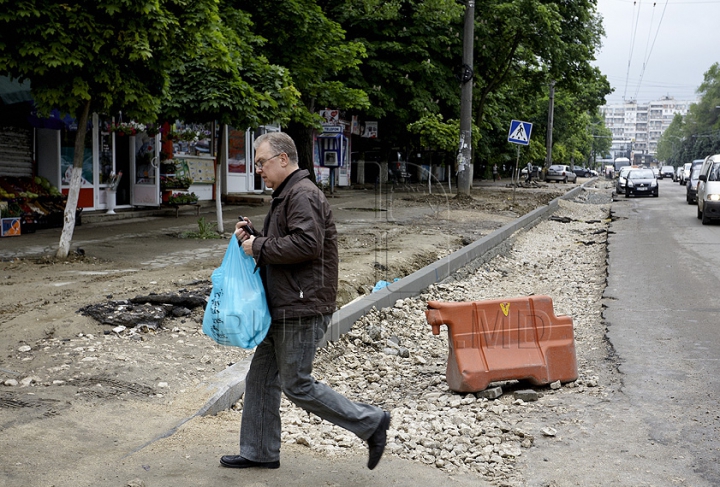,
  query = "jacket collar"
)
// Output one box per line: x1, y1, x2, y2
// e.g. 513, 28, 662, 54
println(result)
271, 168, 308, 199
